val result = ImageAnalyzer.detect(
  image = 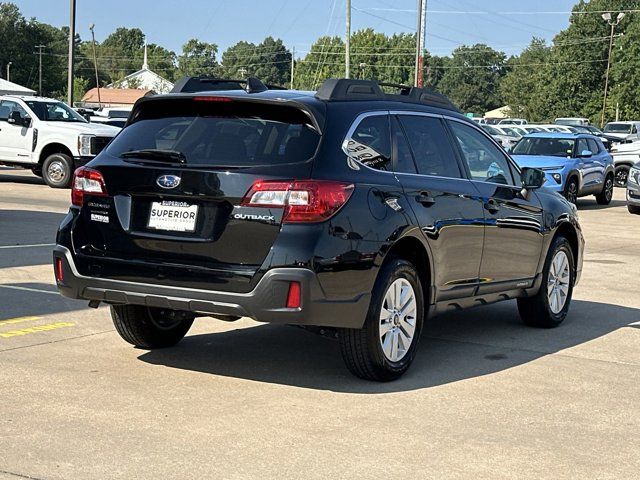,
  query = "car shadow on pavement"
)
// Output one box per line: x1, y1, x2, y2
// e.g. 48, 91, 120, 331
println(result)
576, 199, 627, 210
0, 170, 45, 185
137, 299, 640, 393
0, 282, 90, 319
